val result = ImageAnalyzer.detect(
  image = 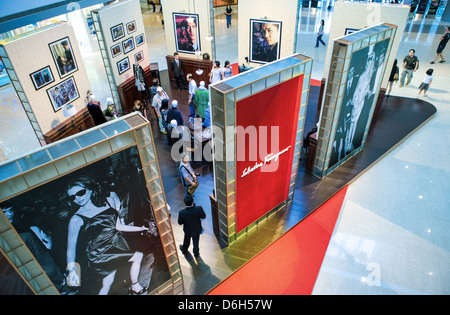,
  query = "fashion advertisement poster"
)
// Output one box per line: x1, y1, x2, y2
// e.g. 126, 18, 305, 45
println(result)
173, 13, 201, 53
250, 19, 282, 64
0, 146, 170, 295
235, 75, 303, 233
329, 38, 390, 168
